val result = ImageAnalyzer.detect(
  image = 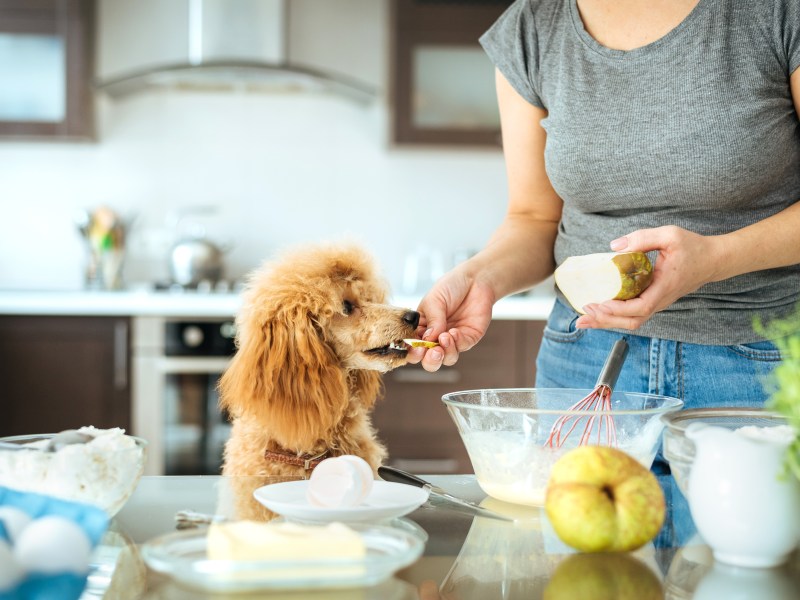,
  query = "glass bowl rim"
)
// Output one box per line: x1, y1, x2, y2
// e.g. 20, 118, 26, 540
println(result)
660, 407, 786, 432
441, 387, 683, 416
